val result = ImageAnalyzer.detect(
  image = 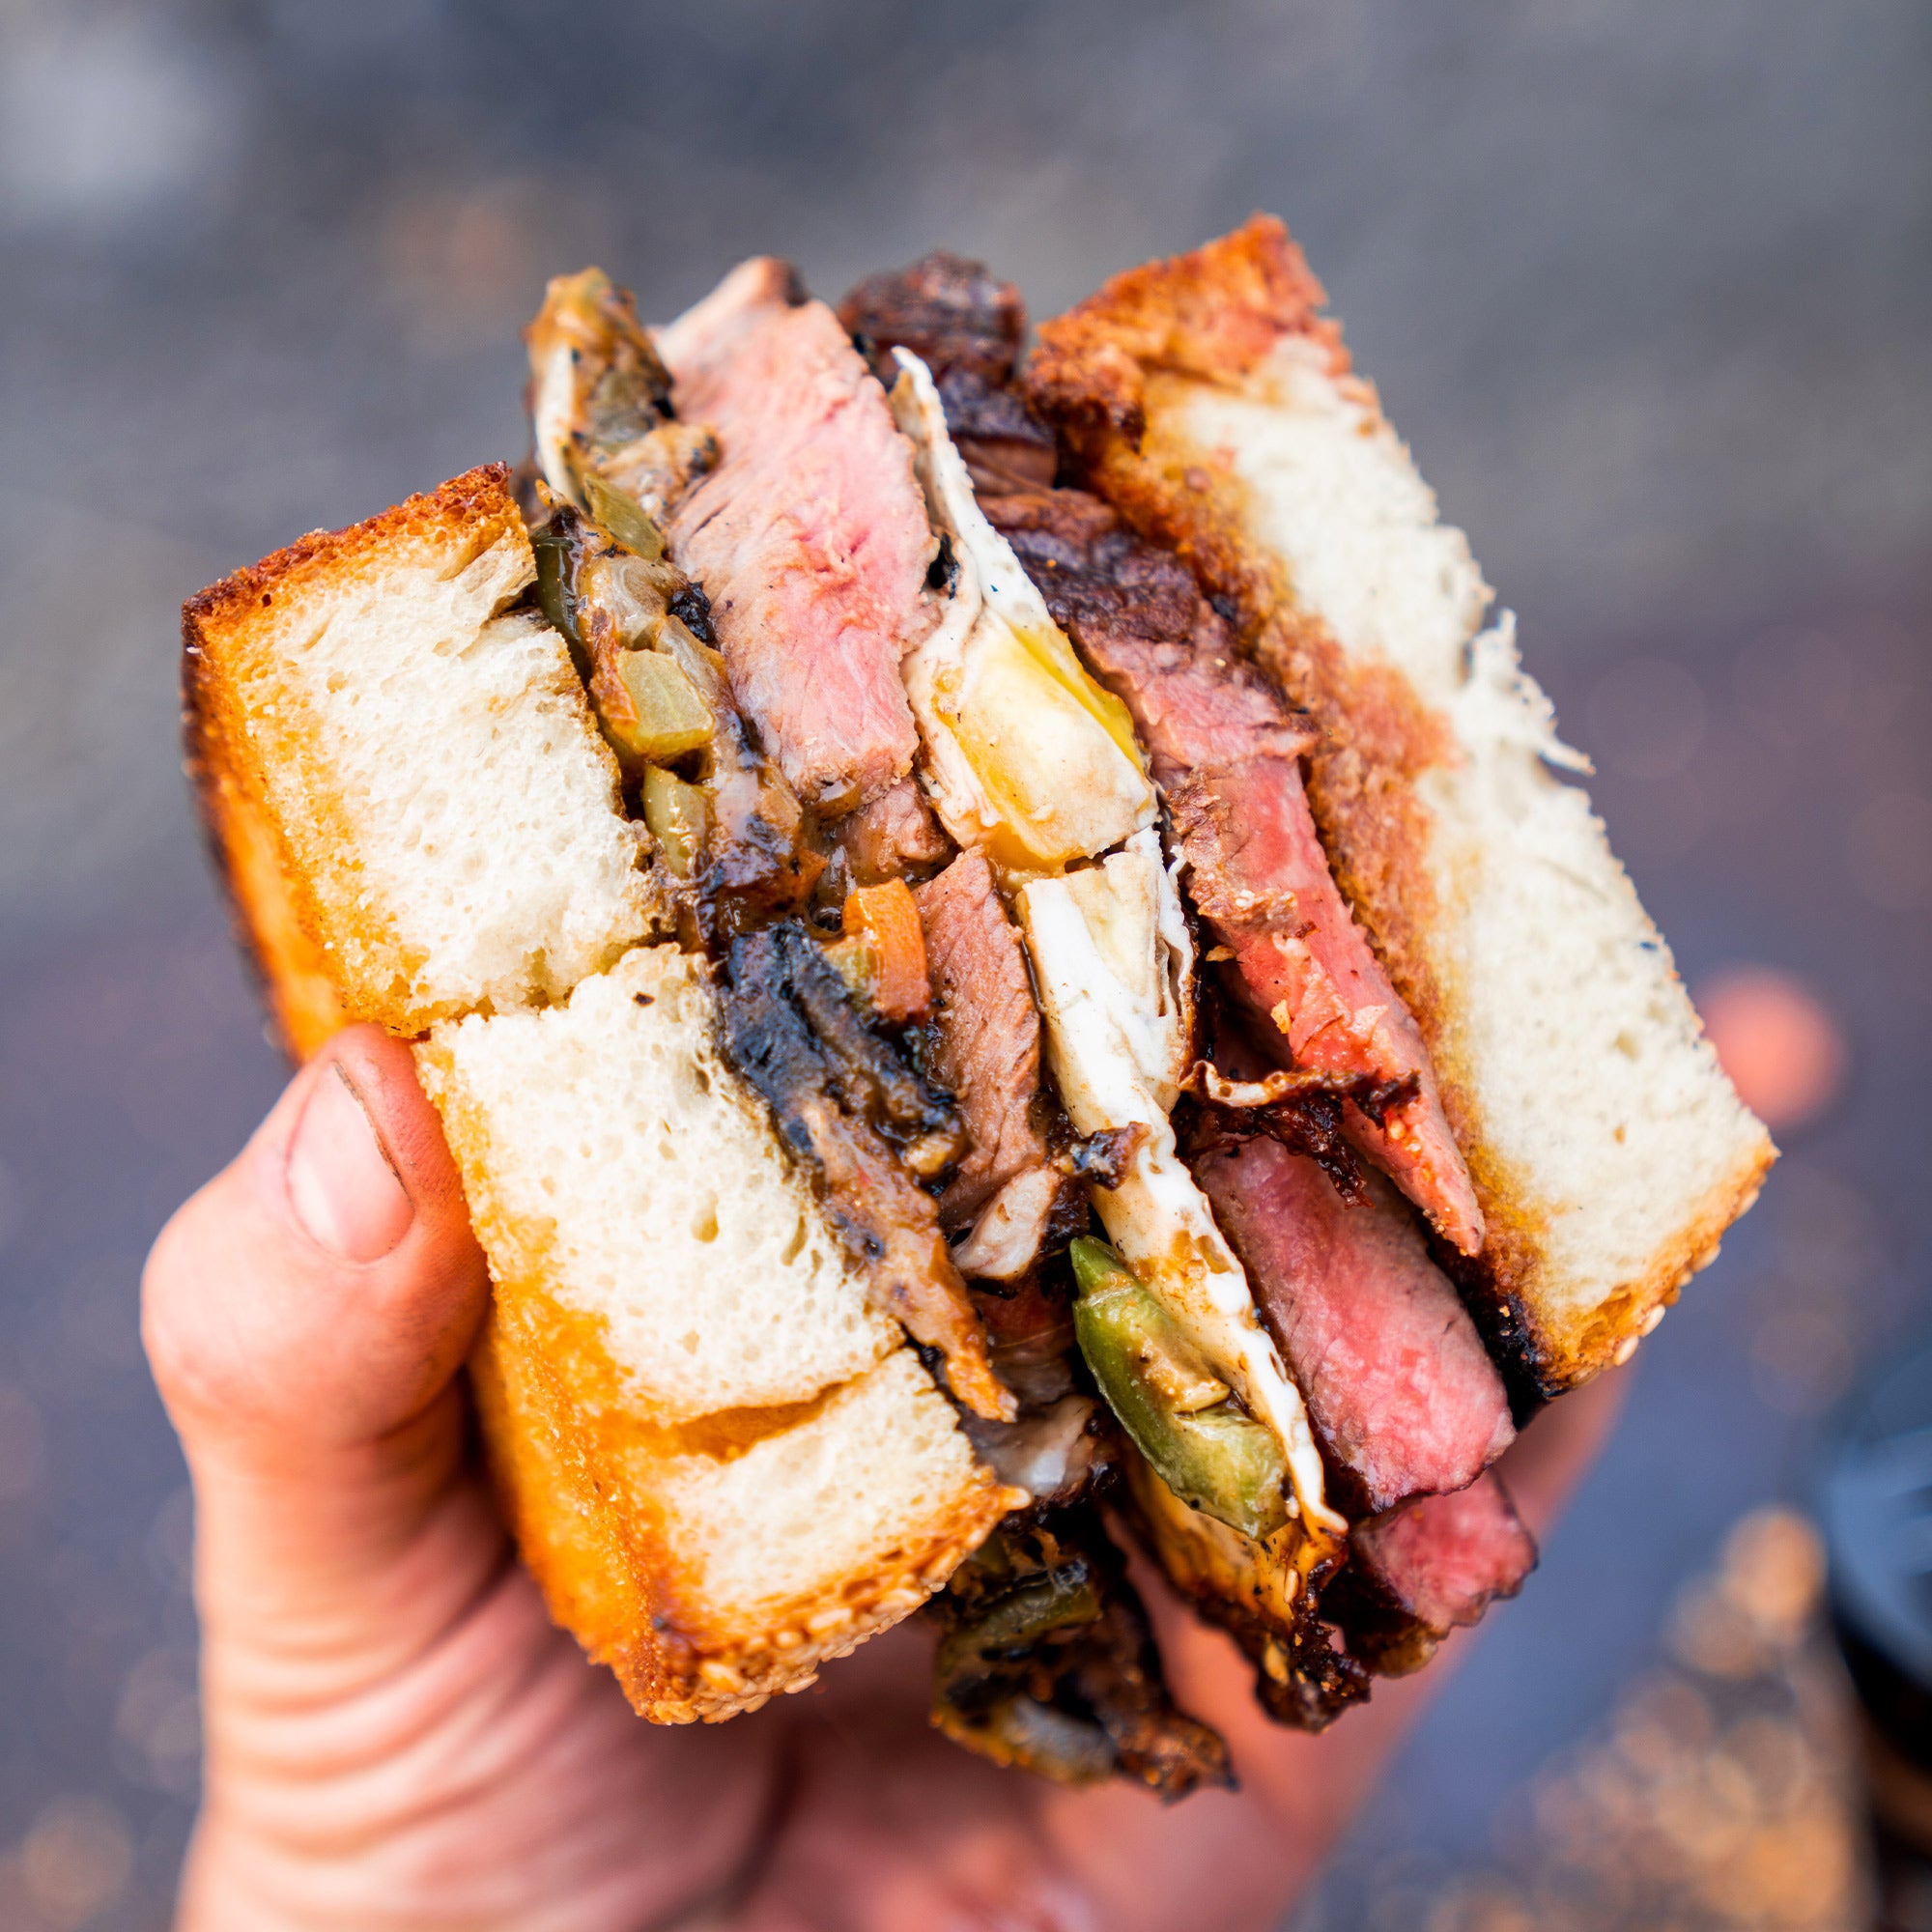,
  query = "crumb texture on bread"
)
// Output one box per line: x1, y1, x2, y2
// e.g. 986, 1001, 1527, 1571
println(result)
417, 945, 899, 1422
1030, 219, 1775, 1392
183, 464, 659, 1036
